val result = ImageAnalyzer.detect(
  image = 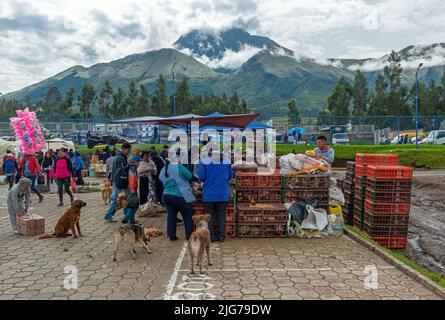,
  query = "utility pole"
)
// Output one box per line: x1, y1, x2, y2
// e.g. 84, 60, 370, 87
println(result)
415, 63, 423, 150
